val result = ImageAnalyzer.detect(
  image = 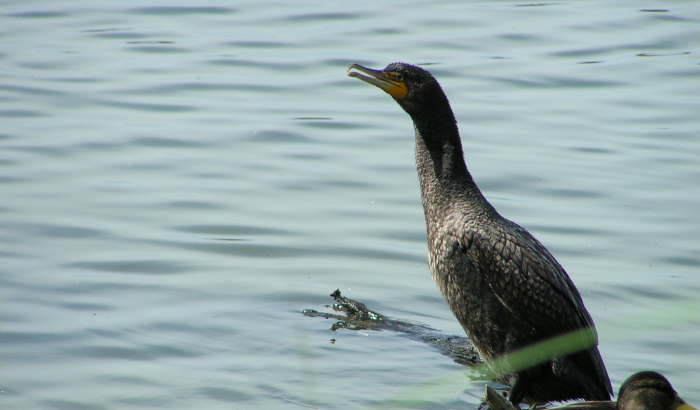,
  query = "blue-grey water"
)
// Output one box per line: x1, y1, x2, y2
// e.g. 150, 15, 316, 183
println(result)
2, 1, 699, 409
